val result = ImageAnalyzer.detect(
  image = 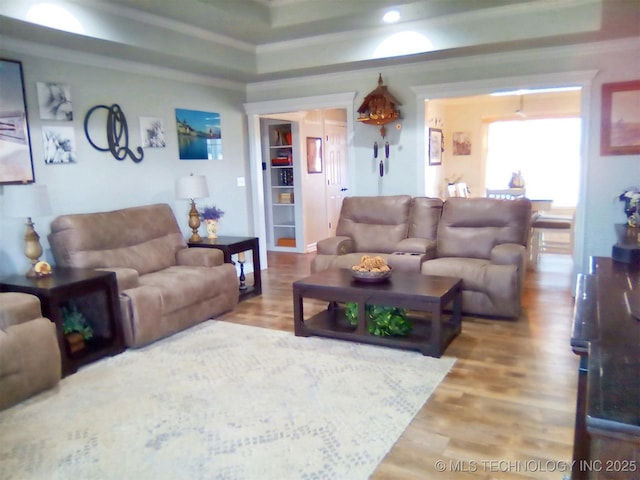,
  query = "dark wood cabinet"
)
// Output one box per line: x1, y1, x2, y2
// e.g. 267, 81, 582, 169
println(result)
571, 257, 639, 479
0, 268, 125, 376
